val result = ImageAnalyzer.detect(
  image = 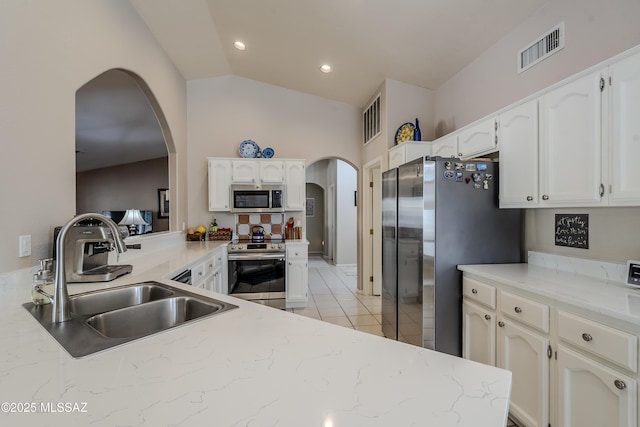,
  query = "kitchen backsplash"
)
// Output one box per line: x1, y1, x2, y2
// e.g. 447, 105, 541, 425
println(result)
236, 213, 284, 240
528, 251, 626, 283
